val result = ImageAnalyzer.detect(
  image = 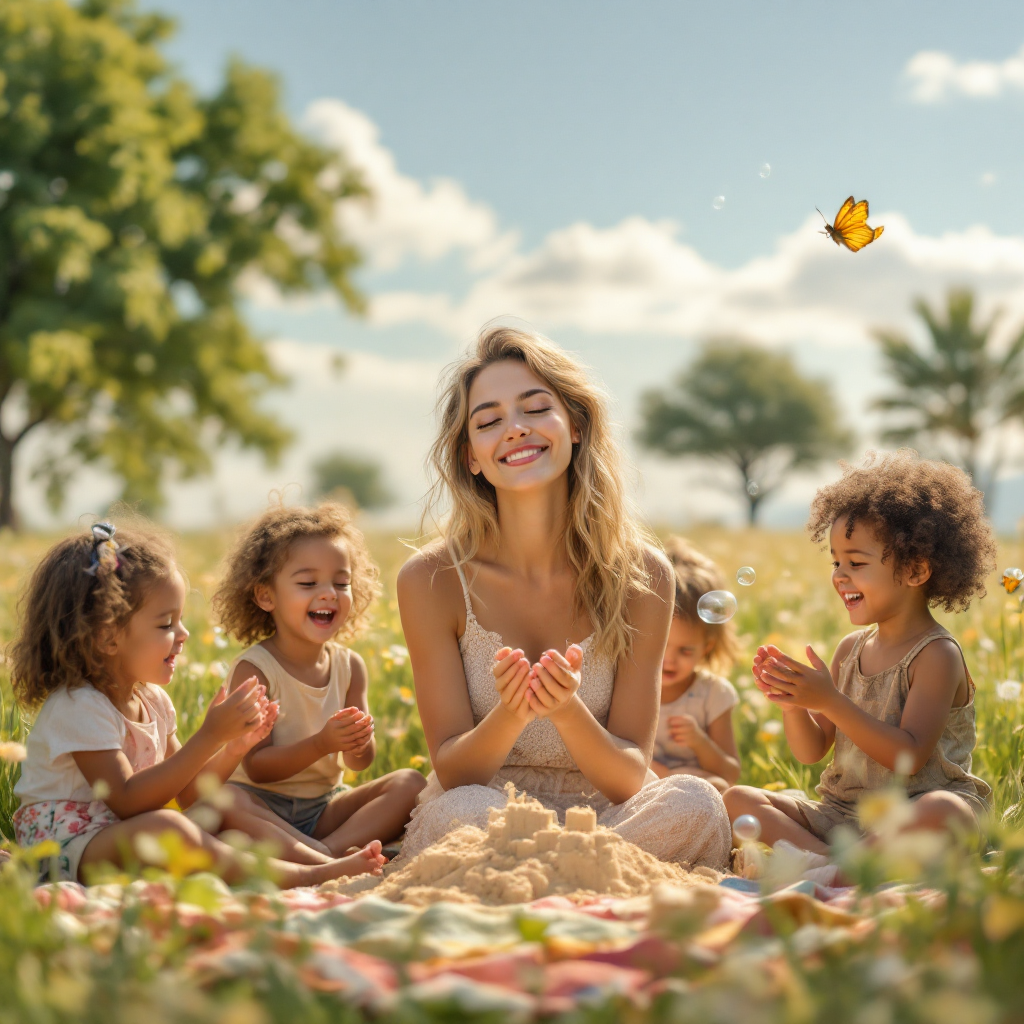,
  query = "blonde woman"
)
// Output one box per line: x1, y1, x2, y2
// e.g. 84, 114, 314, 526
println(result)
397, 325, 731, 868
